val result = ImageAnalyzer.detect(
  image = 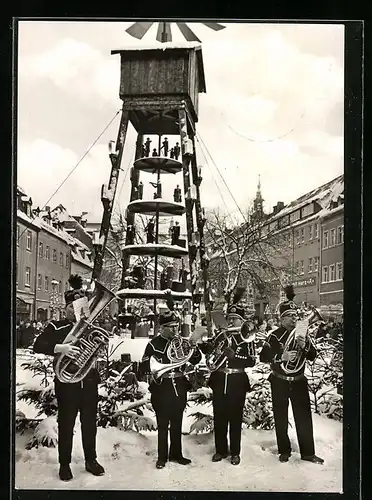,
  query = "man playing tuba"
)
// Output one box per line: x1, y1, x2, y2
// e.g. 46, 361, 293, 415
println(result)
33, 275, 105, 481
137, 294, 202, 469
260, 285, 324, 464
